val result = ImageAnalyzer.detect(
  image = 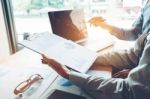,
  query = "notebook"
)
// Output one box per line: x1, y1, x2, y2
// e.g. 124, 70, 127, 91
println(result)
48, 9, 115, 52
